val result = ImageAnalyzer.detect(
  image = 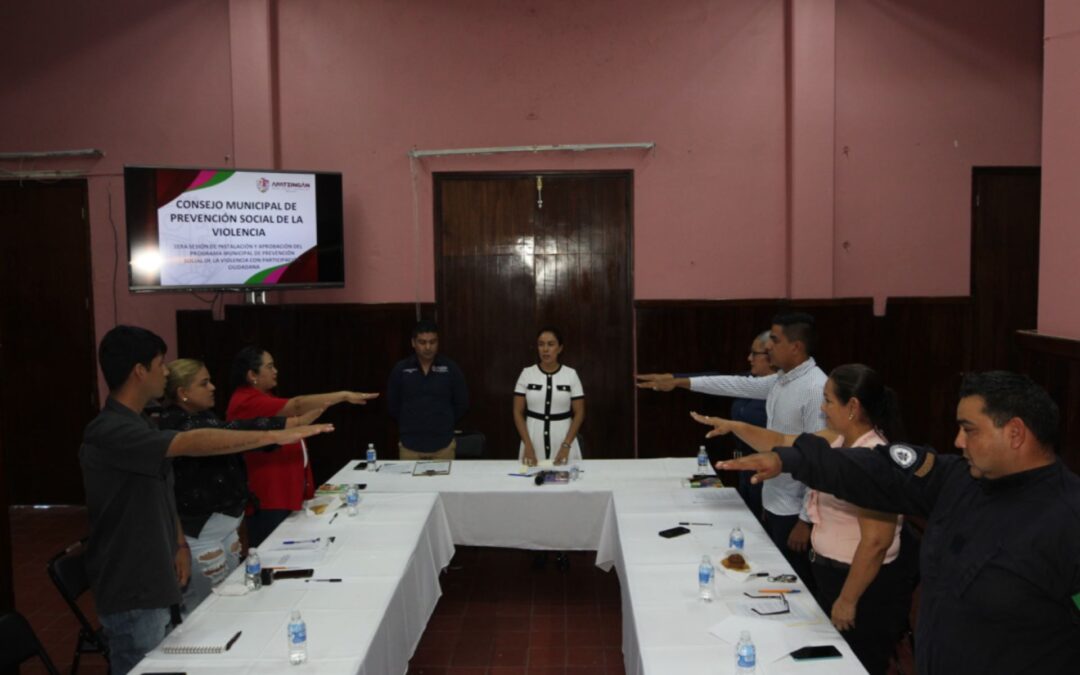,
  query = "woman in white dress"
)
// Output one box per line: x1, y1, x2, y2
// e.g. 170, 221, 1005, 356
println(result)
513, 327, 586, 466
